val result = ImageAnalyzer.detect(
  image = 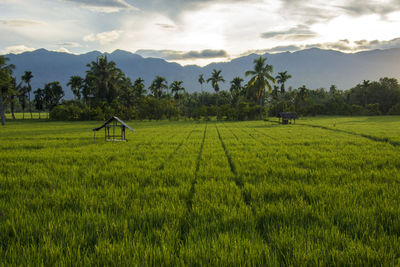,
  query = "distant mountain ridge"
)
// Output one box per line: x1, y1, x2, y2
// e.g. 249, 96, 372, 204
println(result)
5, 48, 400, 99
